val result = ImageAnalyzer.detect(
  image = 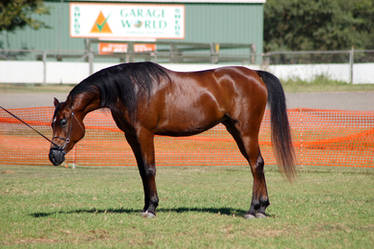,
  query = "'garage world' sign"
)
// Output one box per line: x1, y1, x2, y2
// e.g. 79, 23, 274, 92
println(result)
70, 2, 185, 40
